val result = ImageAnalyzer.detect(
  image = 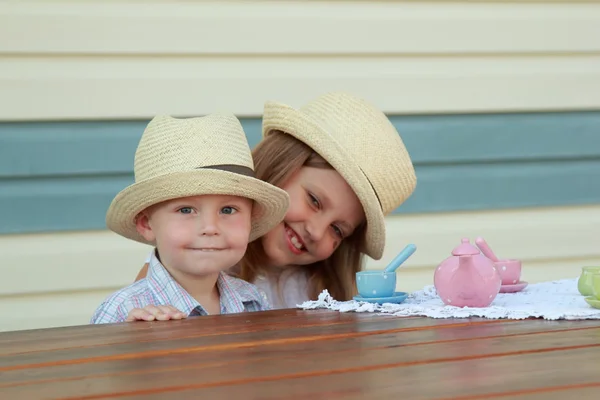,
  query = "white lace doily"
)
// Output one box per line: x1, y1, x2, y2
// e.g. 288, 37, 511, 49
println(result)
298, 278, 600, 320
